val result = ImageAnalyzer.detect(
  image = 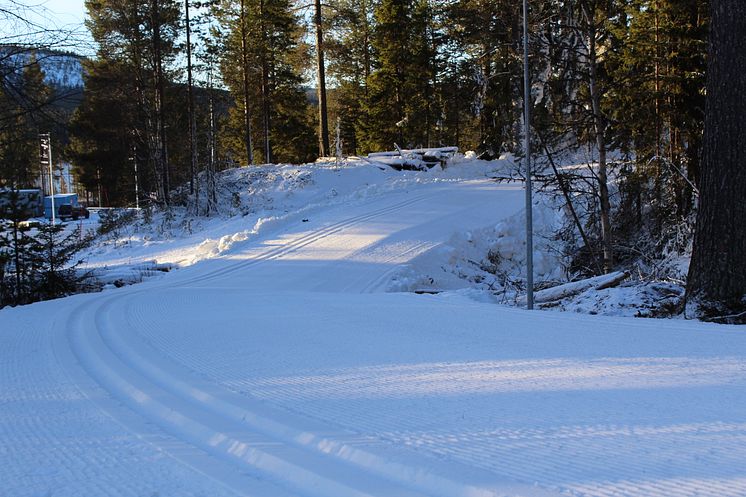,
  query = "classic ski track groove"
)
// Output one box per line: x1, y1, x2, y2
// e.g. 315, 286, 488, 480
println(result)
53, 300, 295, 497
60, 188, 562, 497
102, 290, 560, 497
175, 191, 435, 287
